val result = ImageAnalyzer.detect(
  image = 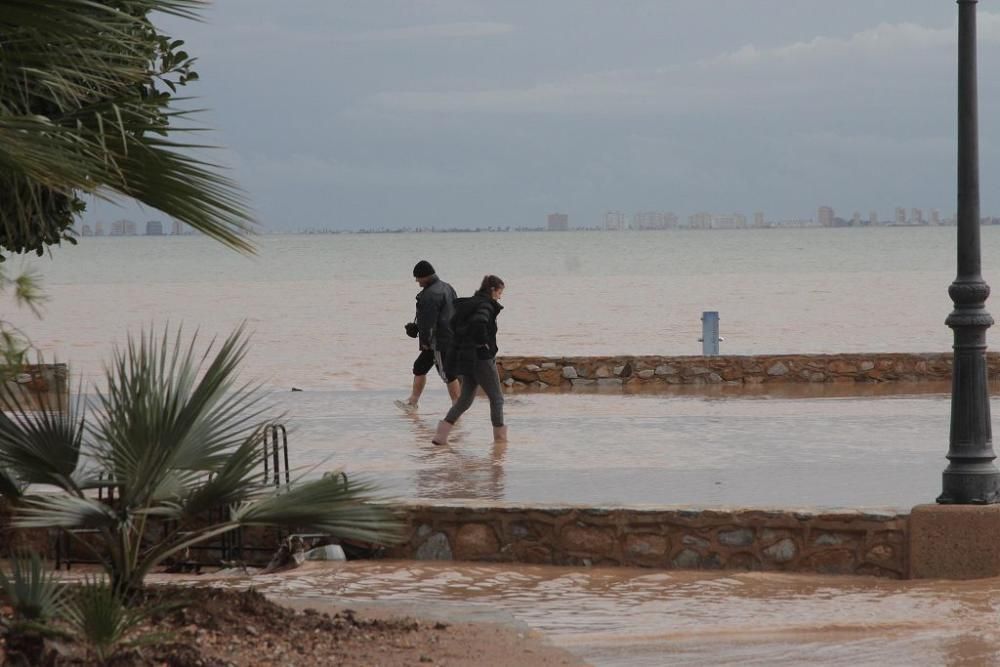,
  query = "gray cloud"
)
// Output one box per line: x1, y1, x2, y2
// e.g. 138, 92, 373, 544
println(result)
82, 2, 1000, 230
